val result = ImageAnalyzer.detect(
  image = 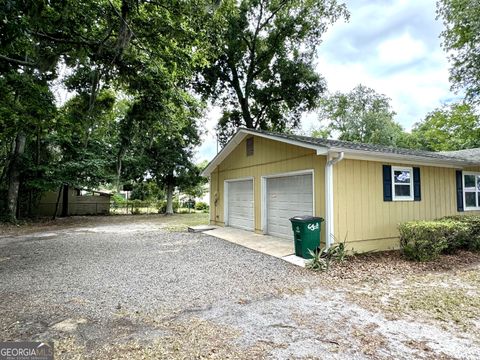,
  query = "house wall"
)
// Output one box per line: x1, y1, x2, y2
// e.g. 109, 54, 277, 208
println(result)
332, 159, 480, 252
31, 188, 75, 217
32, 188, 111, 216
72, 195, 111, 215
209, 135, 326, 239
